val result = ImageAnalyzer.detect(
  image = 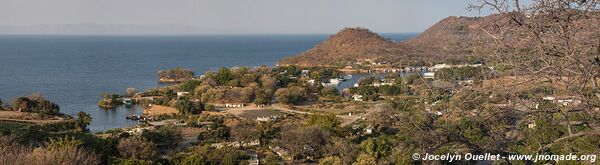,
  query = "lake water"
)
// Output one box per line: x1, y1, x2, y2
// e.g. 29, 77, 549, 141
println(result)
0, 33, 417, 131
